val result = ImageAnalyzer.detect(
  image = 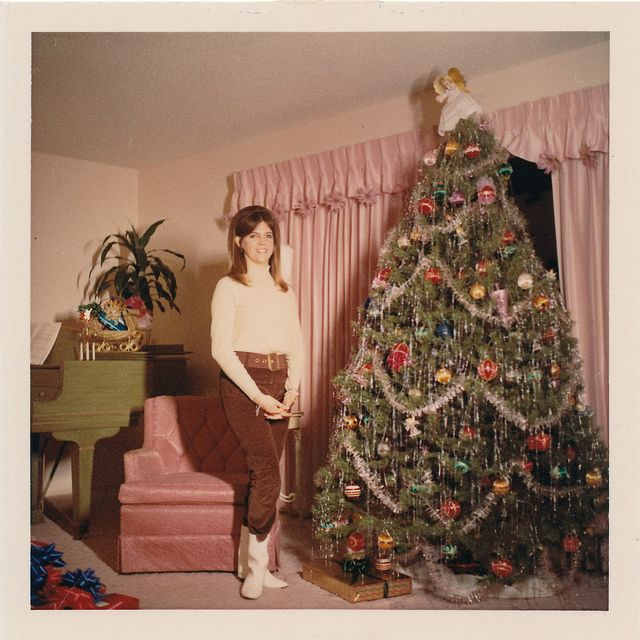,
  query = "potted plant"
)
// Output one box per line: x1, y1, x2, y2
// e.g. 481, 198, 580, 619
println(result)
87, 219, 186, 318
